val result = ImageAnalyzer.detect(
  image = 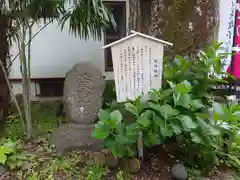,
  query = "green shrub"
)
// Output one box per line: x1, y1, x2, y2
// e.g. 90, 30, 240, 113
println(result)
92, 42, 240, 171
0, 139, 16, 165
102, 80, 117, 109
